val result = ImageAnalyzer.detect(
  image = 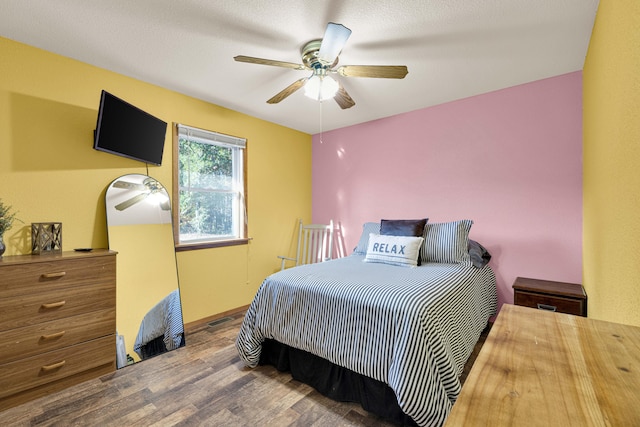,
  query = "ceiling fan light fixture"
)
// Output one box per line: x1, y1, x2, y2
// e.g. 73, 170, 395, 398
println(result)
304, 74, 339, 101
149, 189, 170, 205
234, 21, 404, 110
